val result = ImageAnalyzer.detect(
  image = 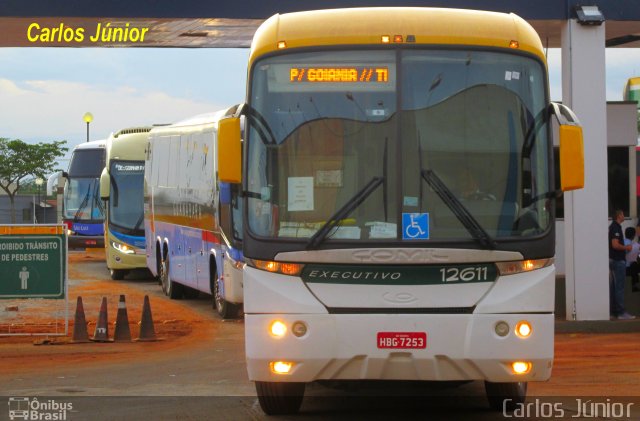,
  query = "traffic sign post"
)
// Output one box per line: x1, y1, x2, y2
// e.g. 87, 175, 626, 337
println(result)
0, 225, 68, 336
